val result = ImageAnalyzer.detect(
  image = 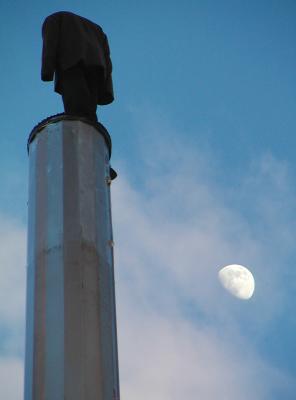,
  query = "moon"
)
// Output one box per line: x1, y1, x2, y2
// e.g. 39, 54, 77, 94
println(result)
218, 264, 255, 300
